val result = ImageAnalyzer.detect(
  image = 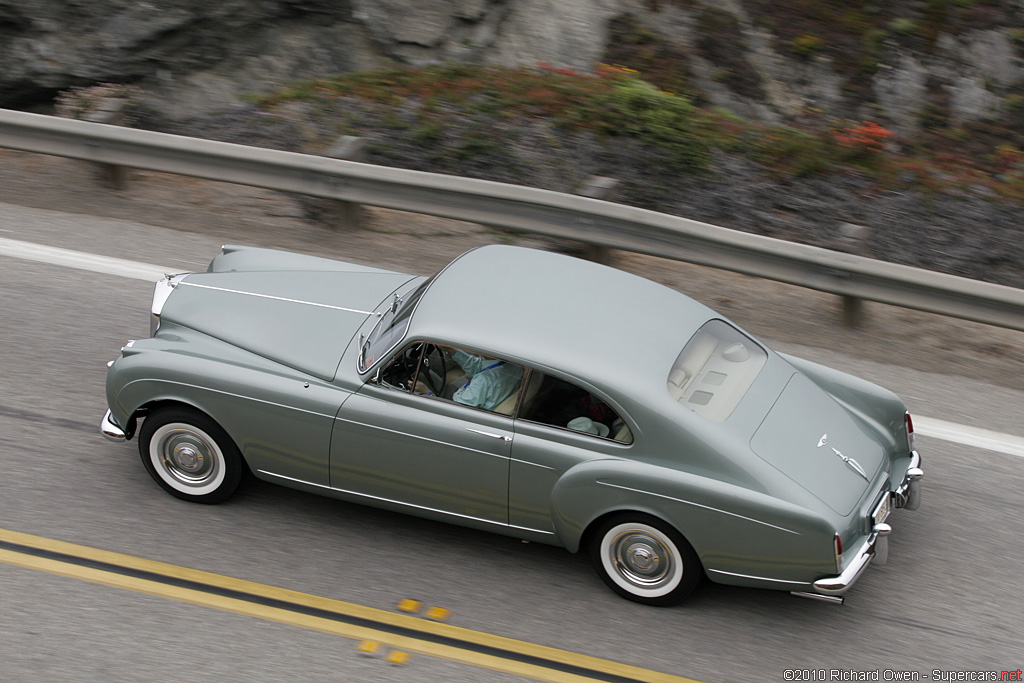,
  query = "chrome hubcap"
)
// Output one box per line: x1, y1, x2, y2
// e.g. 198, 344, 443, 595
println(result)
612, 532, 672, 587
157, 428, 219, 487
